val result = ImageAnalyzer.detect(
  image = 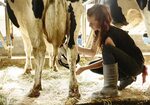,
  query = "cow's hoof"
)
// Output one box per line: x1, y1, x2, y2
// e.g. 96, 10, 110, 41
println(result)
65, 97, 79, 105
69, 92, 81, 99
27, 89, 40, 97
24, 68, 32, 74
69, 87, 81, 99
53, 66, 58, 72
39, 86, 42, 91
